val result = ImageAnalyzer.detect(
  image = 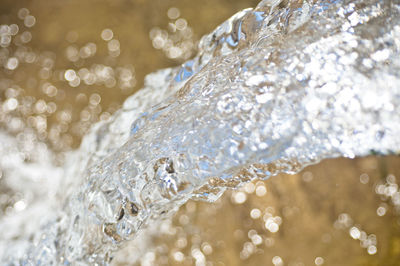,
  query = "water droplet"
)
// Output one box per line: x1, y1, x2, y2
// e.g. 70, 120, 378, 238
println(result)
101, 29, 114, 41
